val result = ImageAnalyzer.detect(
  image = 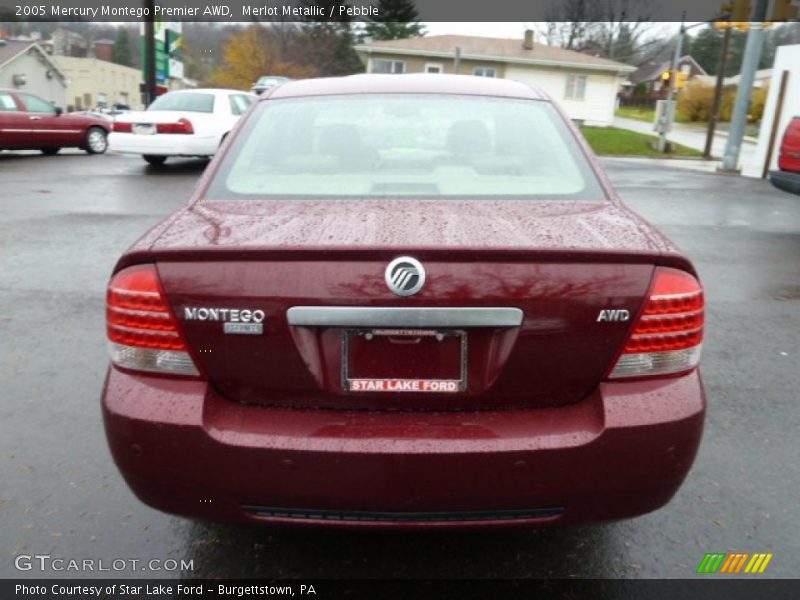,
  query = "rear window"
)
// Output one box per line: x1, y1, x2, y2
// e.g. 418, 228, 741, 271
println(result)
206, 94, 606, 201
148, 93, 214, 113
